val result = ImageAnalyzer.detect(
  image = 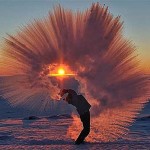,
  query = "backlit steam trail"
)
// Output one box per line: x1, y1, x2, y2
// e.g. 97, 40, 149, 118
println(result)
0, 3, 149, 142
